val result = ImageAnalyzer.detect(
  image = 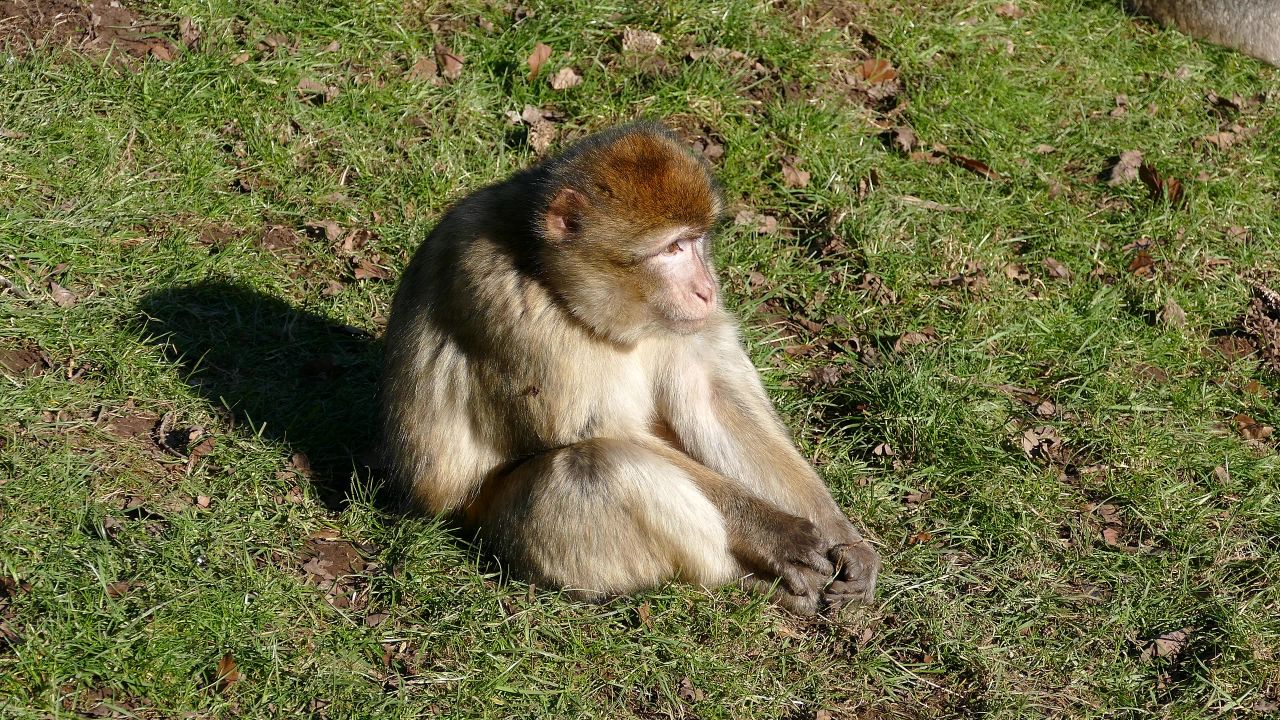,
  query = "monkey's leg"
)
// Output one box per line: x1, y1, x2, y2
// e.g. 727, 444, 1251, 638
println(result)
473, 438, 834, 613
